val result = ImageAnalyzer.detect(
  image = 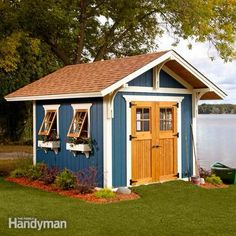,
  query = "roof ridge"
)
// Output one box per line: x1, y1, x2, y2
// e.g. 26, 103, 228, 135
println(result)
65, 50, 171, 68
